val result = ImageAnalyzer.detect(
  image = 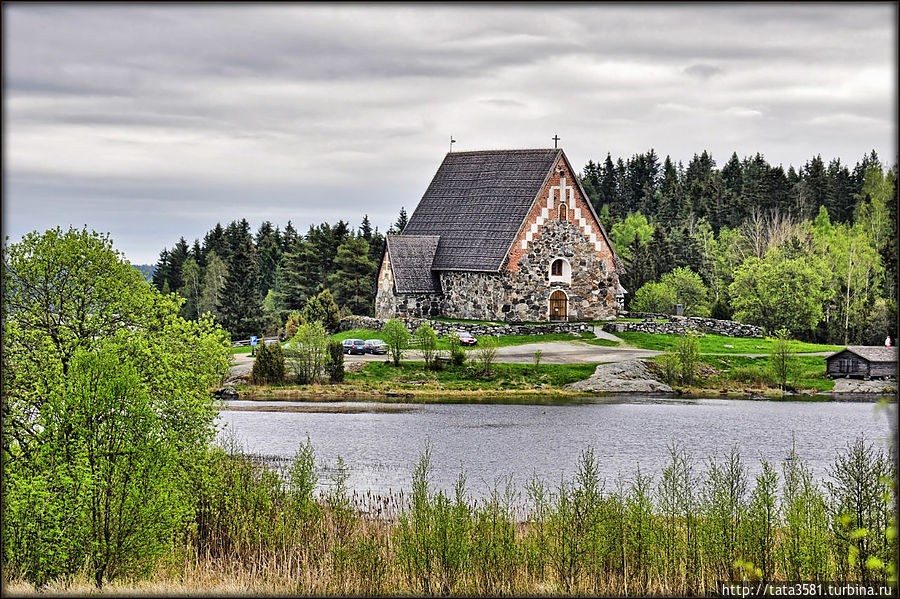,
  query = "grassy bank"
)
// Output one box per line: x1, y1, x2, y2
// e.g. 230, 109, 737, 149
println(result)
617, 331, 841, 354
239, 361, 600, 401
333, 328, 617, 349
5, 439, 895, 596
